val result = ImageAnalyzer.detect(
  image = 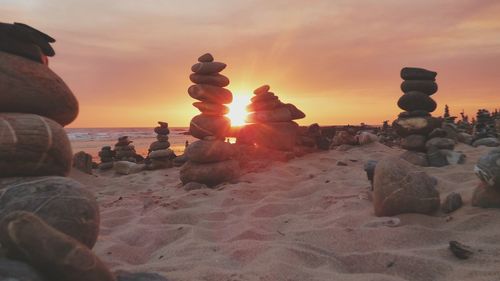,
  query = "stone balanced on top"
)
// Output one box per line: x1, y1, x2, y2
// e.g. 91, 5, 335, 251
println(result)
180, 53, 240, 187
146, 121, 175, 169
